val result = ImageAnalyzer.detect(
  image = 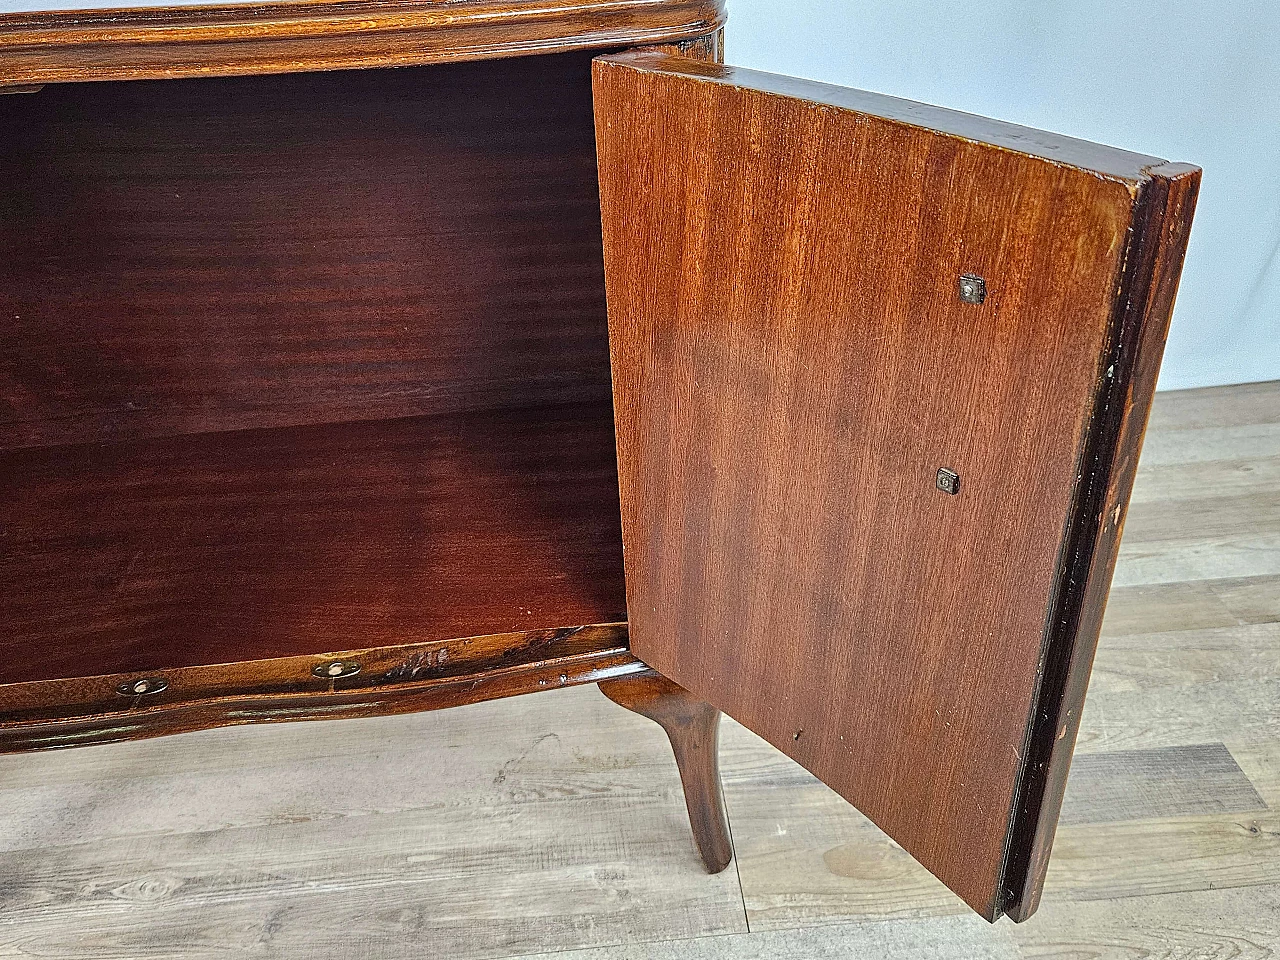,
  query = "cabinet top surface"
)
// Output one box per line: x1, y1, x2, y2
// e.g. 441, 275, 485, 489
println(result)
0, 0, 726, 85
